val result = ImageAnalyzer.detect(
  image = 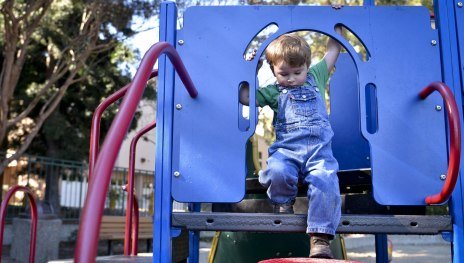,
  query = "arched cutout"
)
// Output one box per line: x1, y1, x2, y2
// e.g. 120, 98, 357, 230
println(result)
243, 23, 279, 61
337, 23, 370, 62
245, 29, 372, 172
